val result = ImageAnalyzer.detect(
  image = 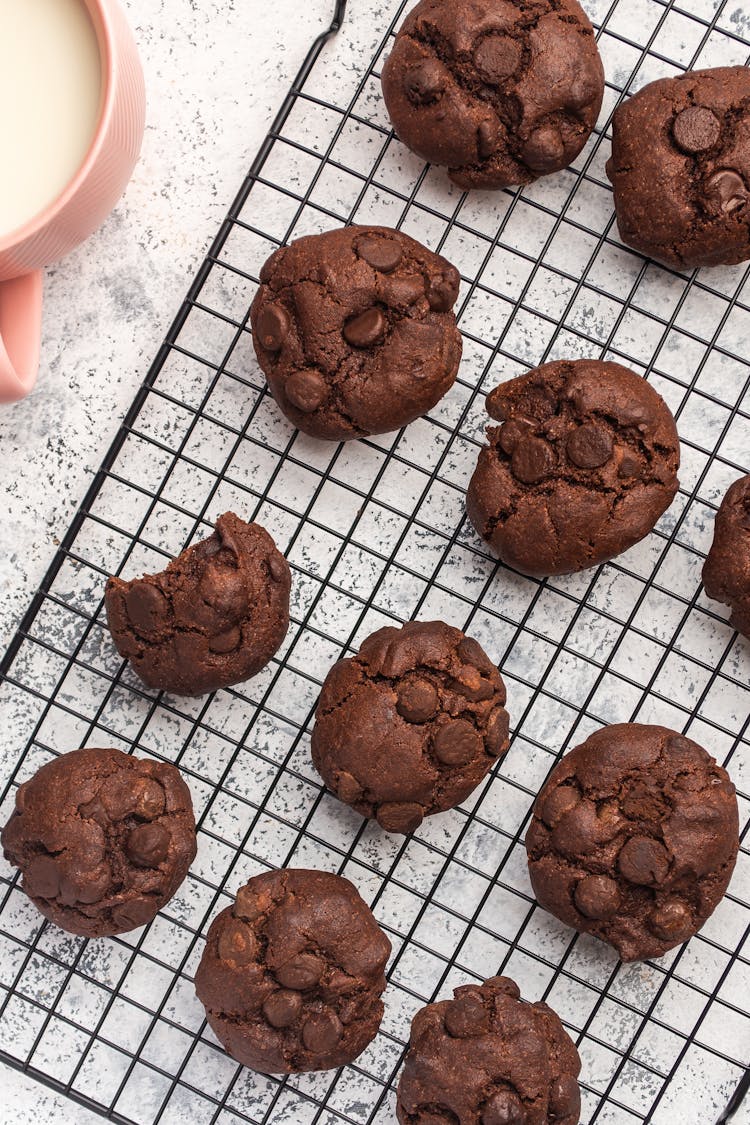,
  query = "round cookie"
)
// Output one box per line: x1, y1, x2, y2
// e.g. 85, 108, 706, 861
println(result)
466, 360, 680, 577
249, 225, 462, 440
606, 67, 750, 269
106, 512, 291, 696
396, 975, 581, 1125
1, 747, 196, 937
526, 724, 740, 962
194, 869, 391, 1073
381, 0, 604, 190
311, 620, 510, 834
703, 473, 750, 639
